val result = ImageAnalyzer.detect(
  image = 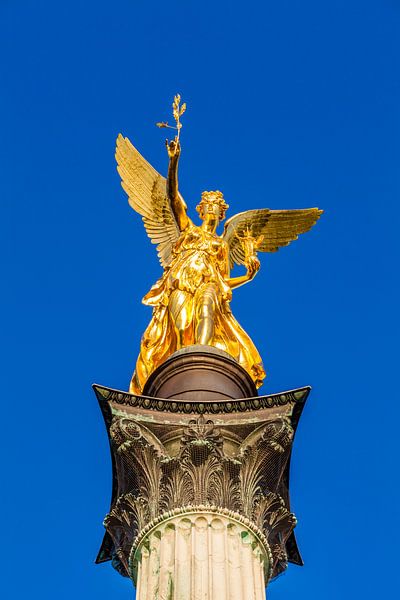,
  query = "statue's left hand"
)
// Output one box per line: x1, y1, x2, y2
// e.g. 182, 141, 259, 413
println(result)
246, 256, 260, 280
